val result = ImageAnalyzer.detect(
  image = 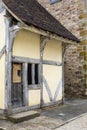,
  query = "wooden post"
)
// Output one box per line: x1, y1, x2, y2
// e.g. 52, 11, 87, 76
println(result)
23, 63, 29, 106
5, 16, 12, 115
5, 16, 20, 114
